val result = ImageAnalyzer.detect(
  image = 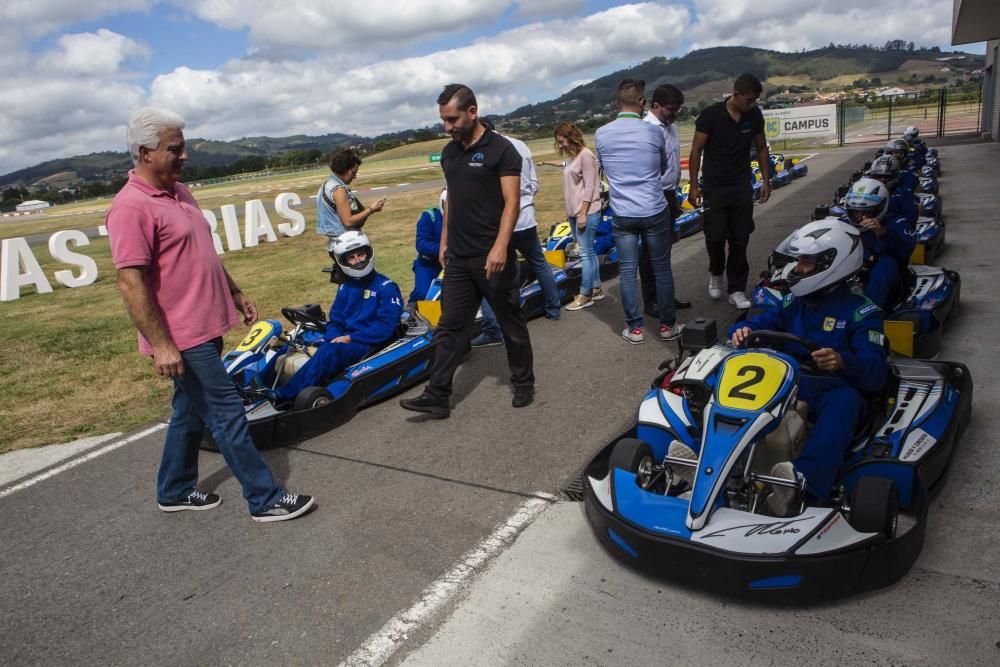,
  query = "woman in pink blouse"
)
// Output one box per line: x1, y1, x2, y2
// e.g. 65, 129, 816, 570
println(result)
540, 122, 603, 310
